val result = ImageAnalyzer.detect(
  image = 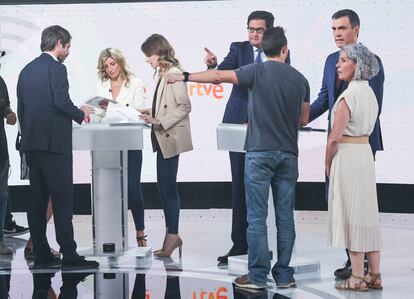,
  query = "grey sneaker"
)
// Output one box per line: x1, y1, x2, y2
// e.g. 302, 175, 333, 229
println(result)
0, 241, 13, 255
234, 274, 267, 290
